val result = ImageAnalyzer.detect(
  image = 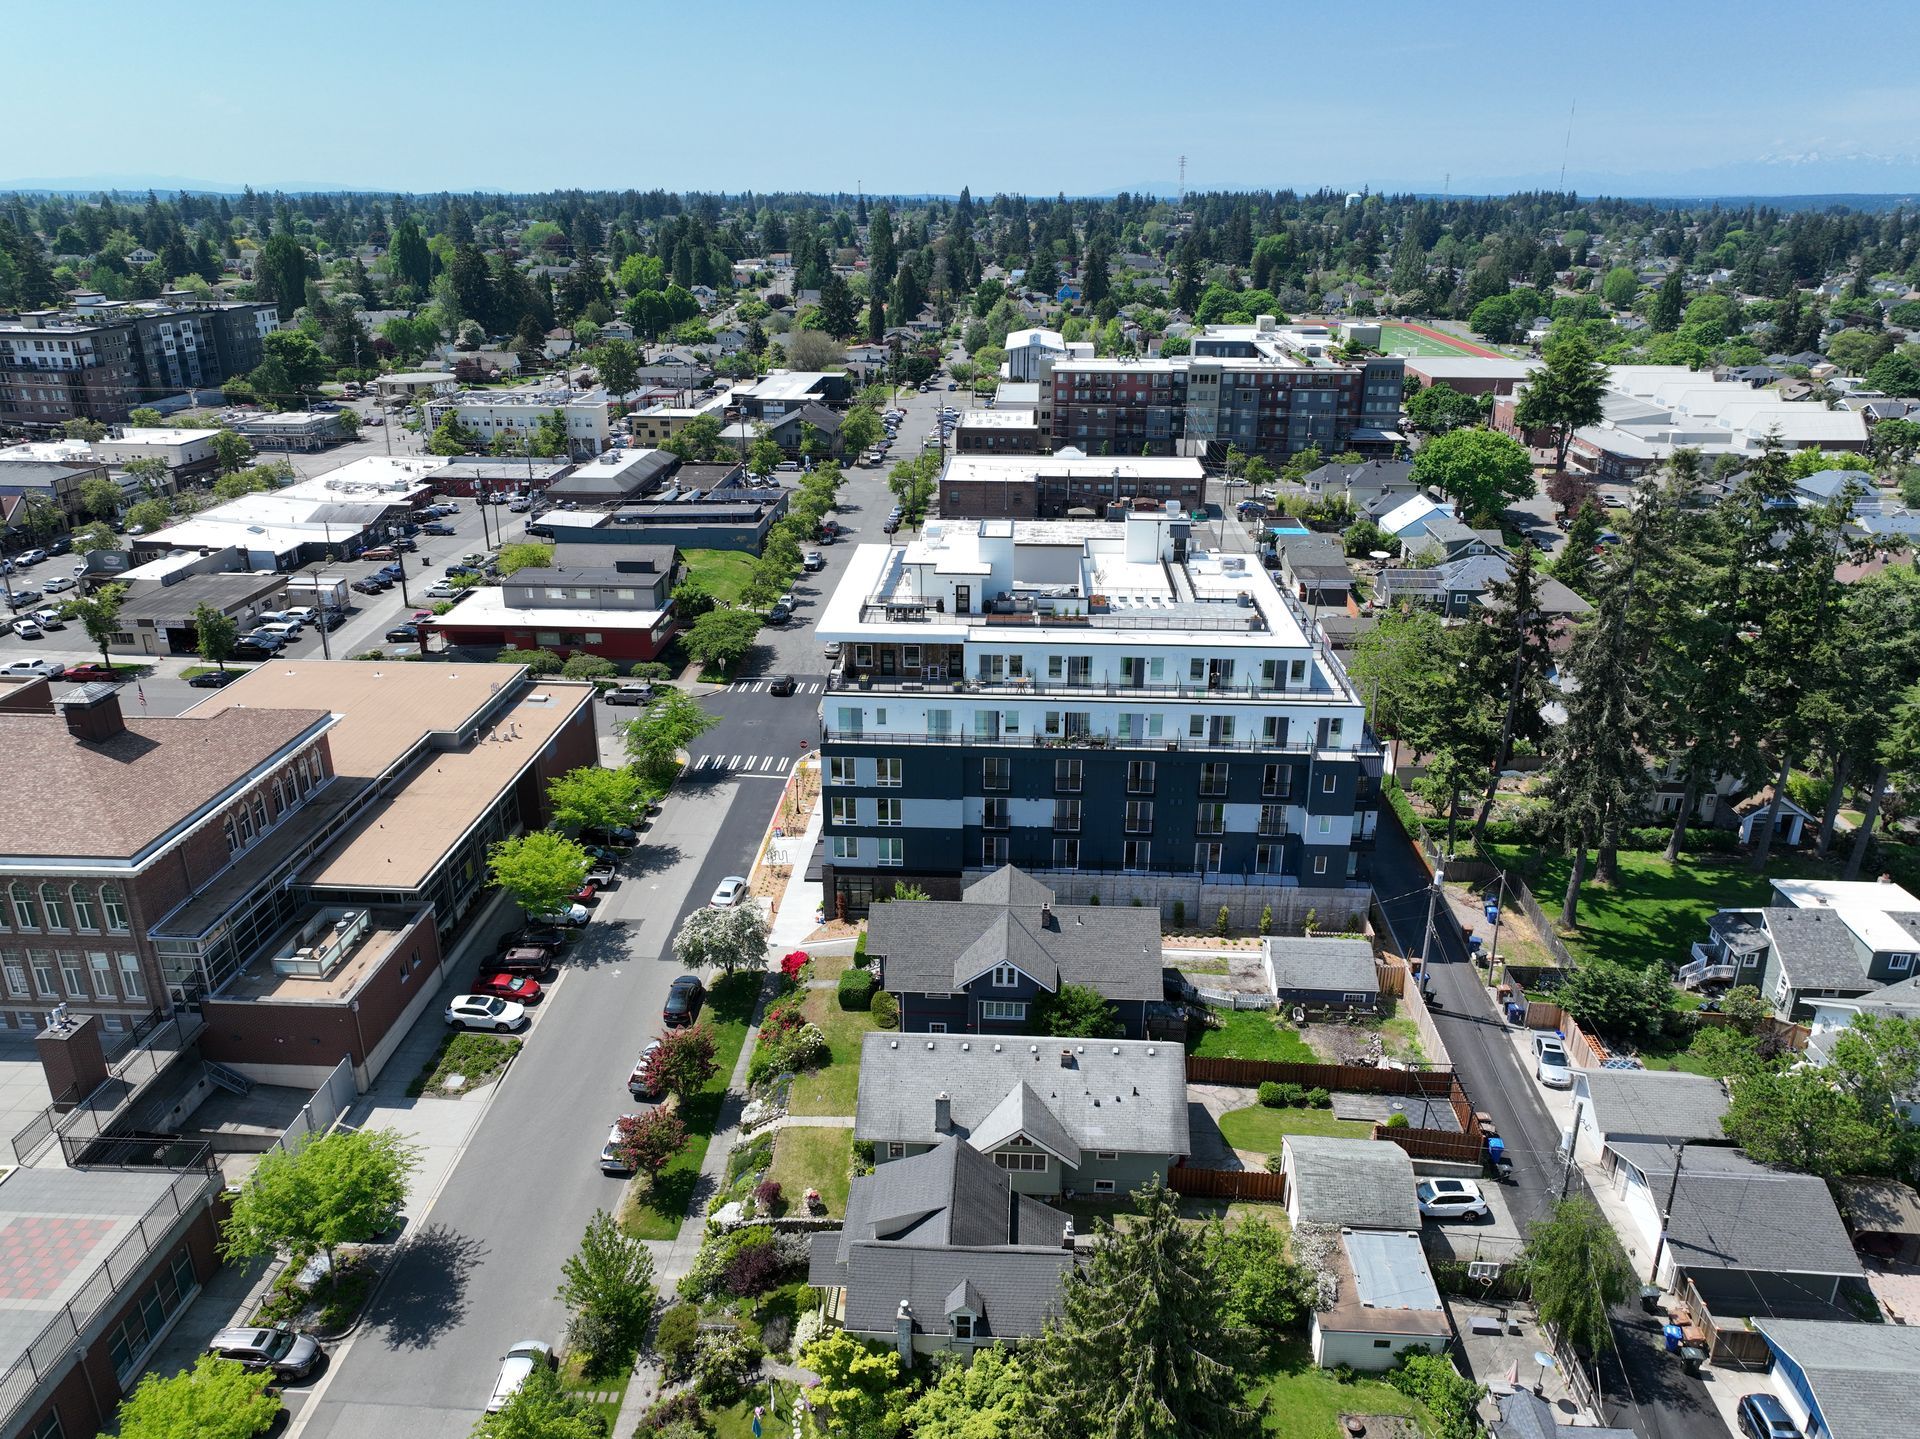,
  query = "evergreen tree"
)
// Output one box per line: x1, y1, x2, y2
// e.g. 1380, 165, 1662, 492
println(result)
1463, 542, 1557, 852
1651, 270, 1684, 332
1033, 1178, 1259, 1439
1514, 330, 1607, 473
